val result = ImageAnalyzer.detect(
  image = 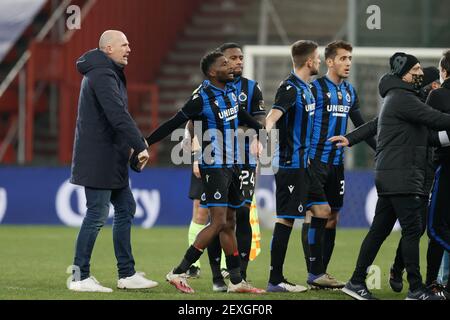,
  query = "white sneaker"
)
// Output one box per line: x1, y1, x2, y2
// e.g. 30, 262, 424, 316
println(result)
117, 272, 159, 289
227, 280, 265, 294
68, 276, 113, 293
267, 279, 308, 293
166, 270, 194, 294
